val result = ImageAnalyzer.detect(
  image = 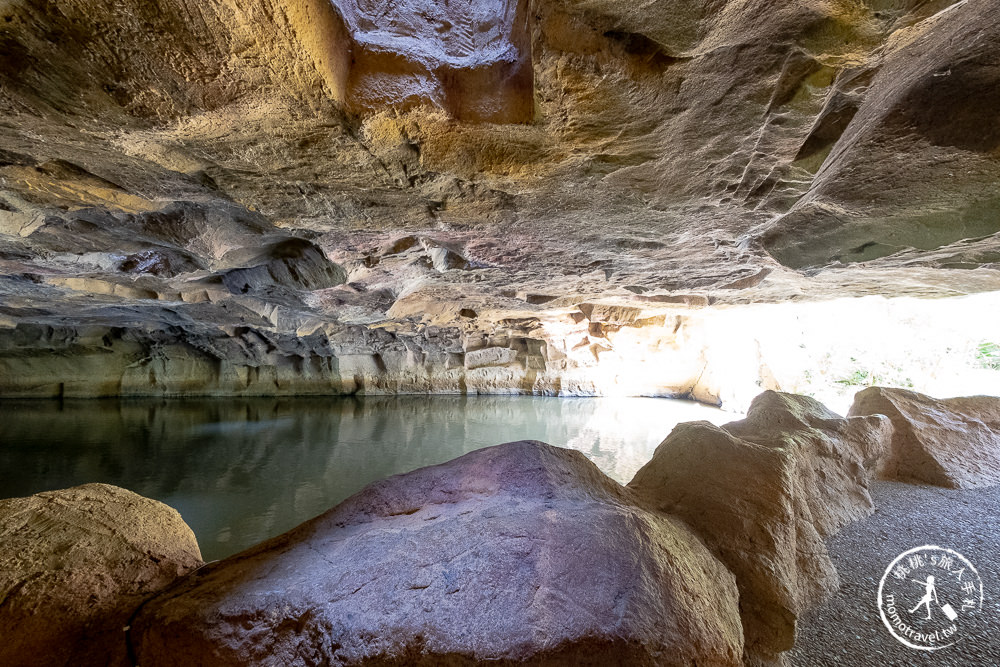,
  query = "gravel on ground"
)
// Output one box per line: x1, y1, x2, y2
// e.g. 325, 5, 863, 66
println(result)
791, 481, 1000, 666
